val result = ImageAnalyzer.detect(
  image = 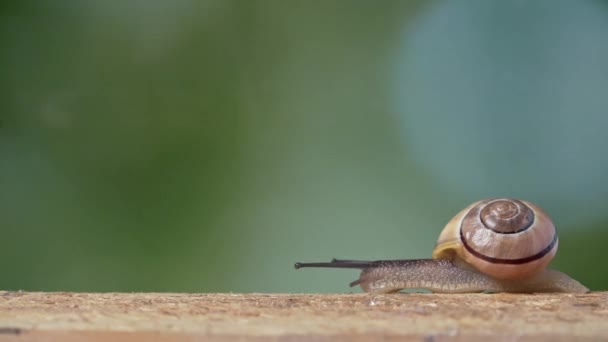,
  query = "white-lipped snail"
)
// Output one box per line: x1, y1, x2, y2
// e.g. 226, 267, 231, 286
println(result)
295, 198, 589, 293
